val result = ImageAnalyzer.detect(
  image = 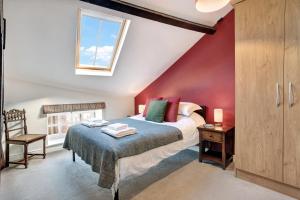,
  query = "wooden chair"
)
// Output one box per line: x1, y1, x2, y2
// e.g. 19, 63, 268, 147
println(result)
3, 109, 47, 168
